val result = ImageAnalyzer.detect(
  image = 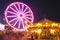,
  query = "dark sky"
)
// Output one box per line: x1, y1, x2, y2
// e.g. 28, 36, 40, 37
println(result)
0, 0, 60, 24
